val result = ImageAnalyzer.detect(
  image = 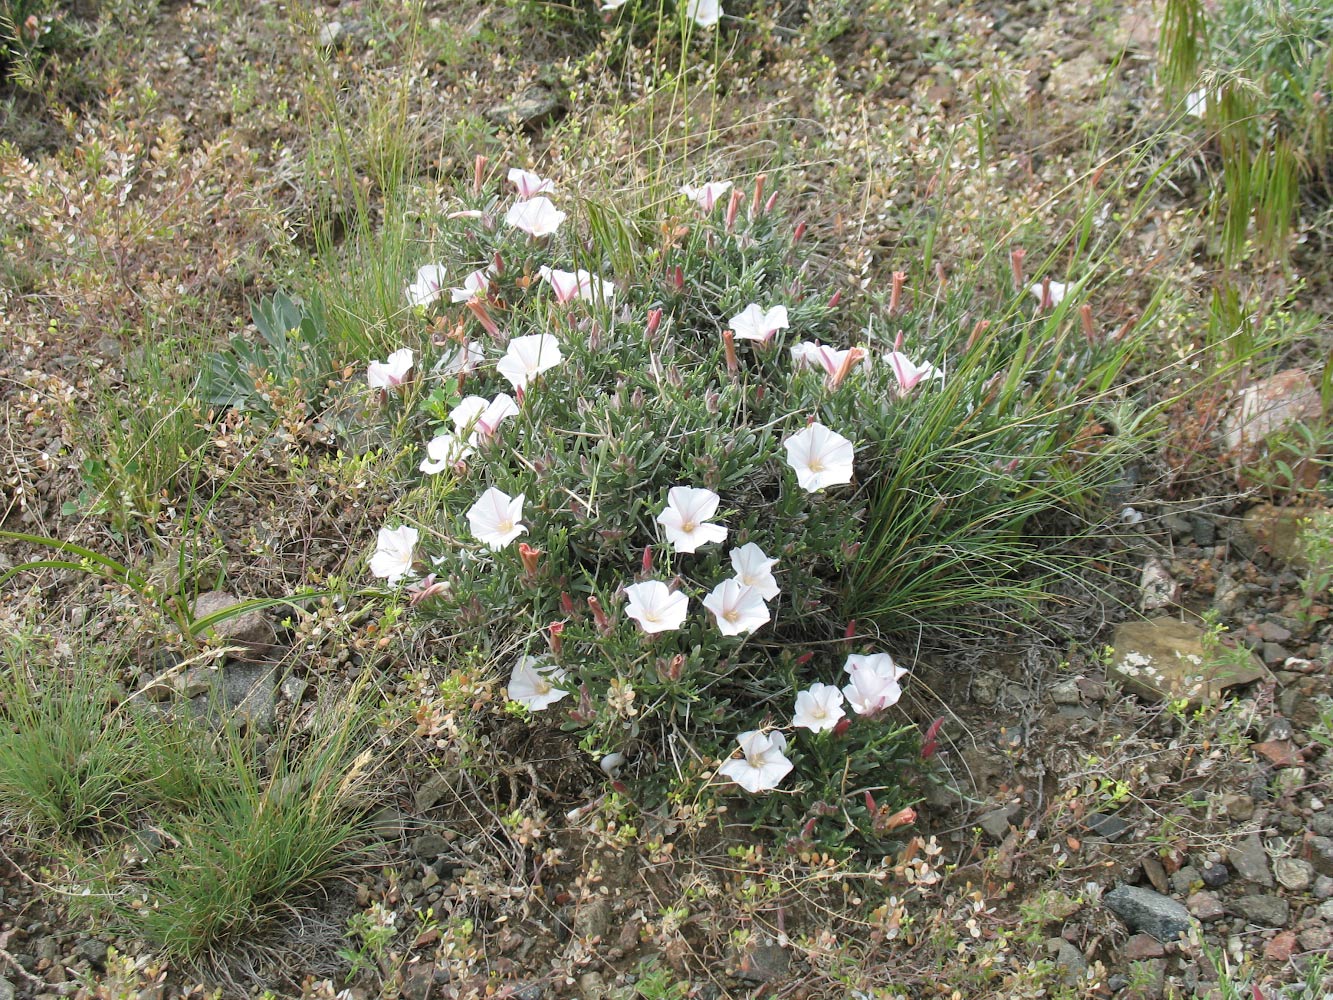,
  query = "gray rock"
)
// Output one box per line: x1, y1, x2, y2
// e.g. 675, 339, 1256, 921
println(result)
1274, 857, 1313, 892
978, 804, 1021, 842
1200, 863, 1230, 888
1319, 899, 1333, 920
972, 673, 1000, 706
578, 971, 608, 1000
1050, 679, 1081, 705
1315, 875, 1333, 900
190, 591, 276, 653
1190, 516, 1216, 546
1045, 938, 1087, 986
1169, 864, 1199, 895
280, 675, 308, 703
400, 963, 434, 1000
1311, 812, 1333, 837
1298, 924, 1332, 953
1310, 836, 1333, 877
220, 662, 276, 733
317, 21, 343, 48
573, 897, 611, 941
78, 938, 108, 966
1104, 884, 1195, 942
412, 833, 449, 859
415, 774, 452, 813
1220, 792, 1255, 821
485, 87, 561, 129
0, 977, 13, 1000
1085, 812, 1130, 842
1229, 833, 1273, 887
1231, 894, 1289, 926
